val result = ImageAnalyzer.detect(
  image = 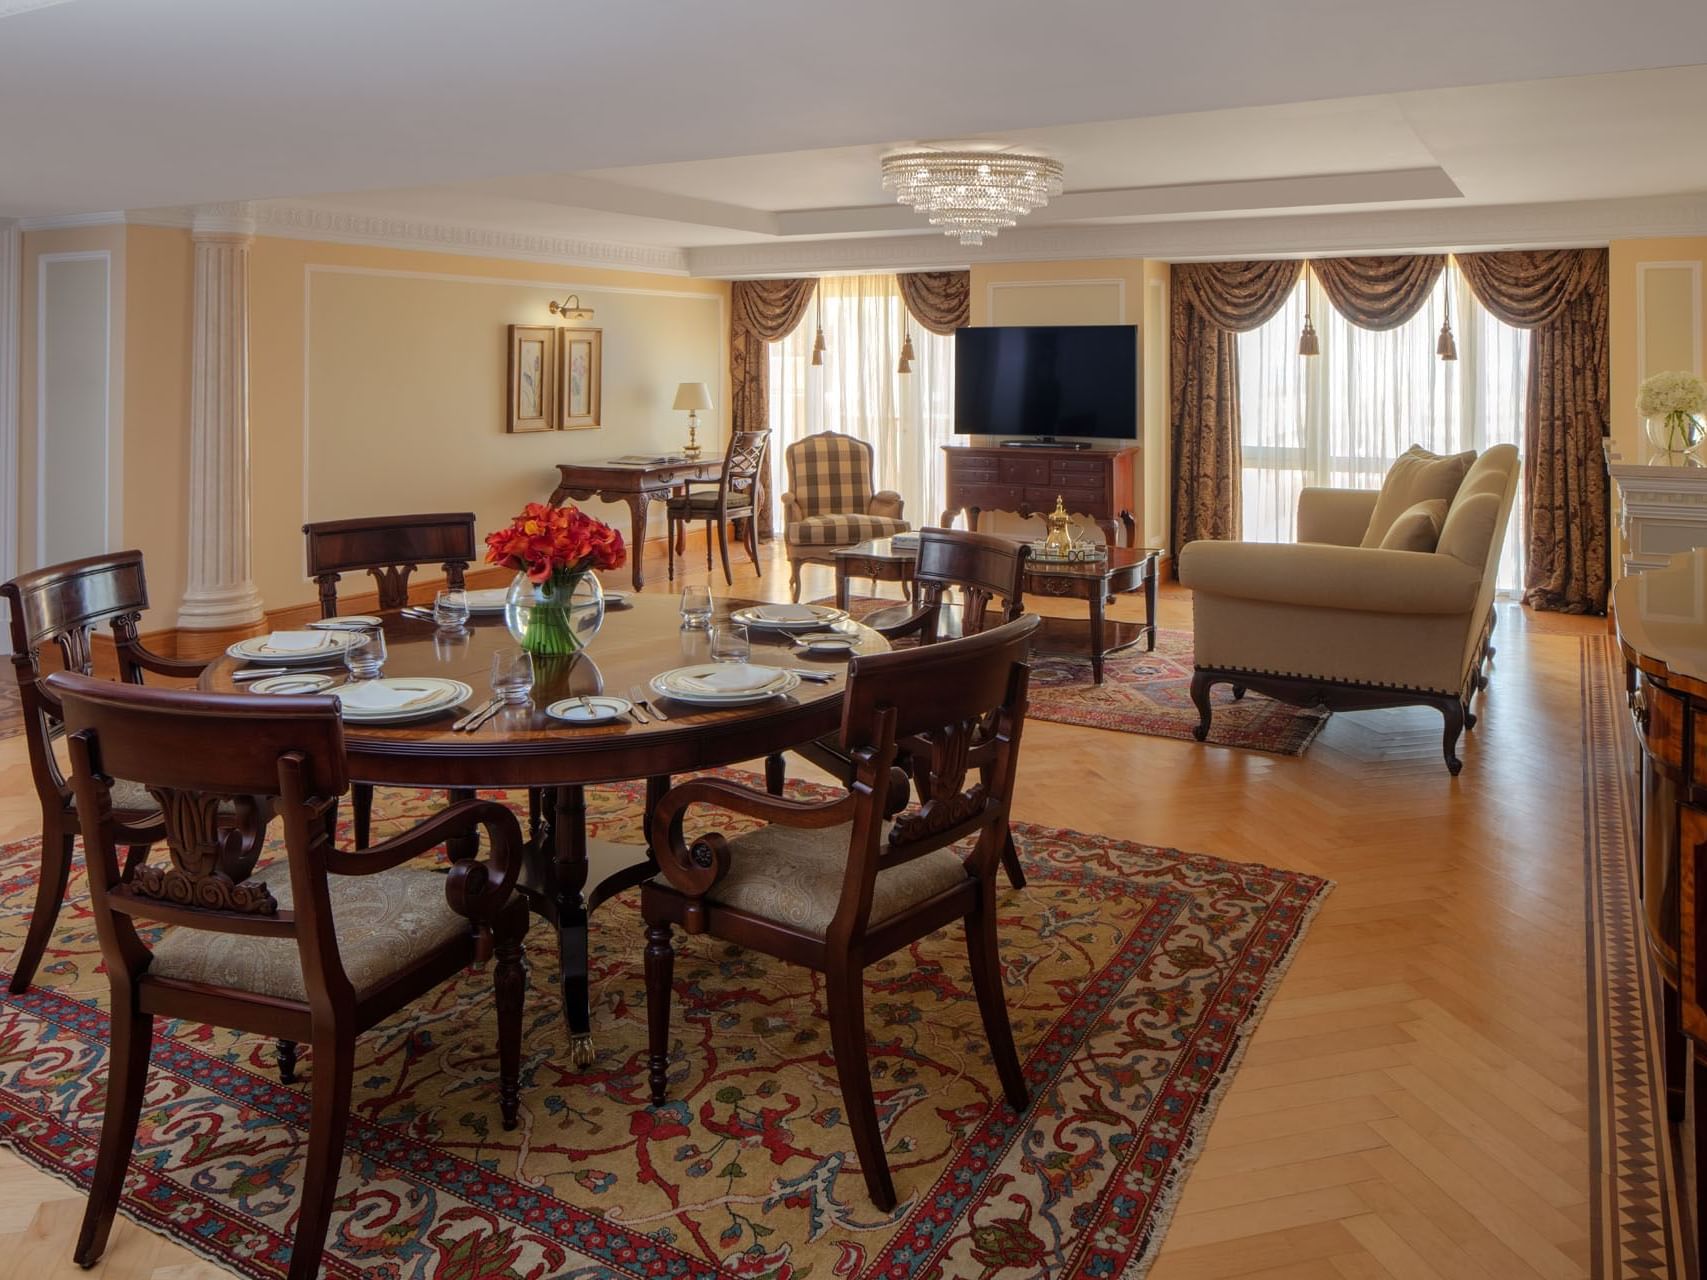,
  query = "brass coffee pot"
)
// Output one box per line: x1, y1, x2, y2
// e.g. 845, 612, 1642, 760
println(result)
1043, 496, 1075, 557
